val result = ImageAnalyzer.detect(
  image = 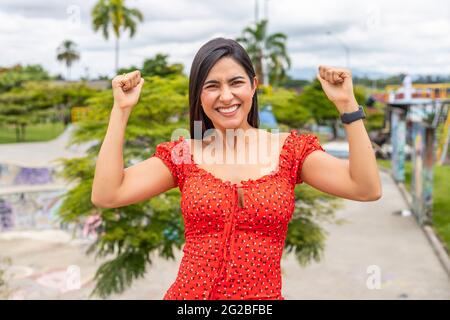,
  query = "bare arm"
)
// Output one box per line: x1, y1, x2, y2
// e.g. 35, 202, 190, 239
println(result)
91, 71, 176, 208
301, 118, 382, 201
300, 65, 382, 201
